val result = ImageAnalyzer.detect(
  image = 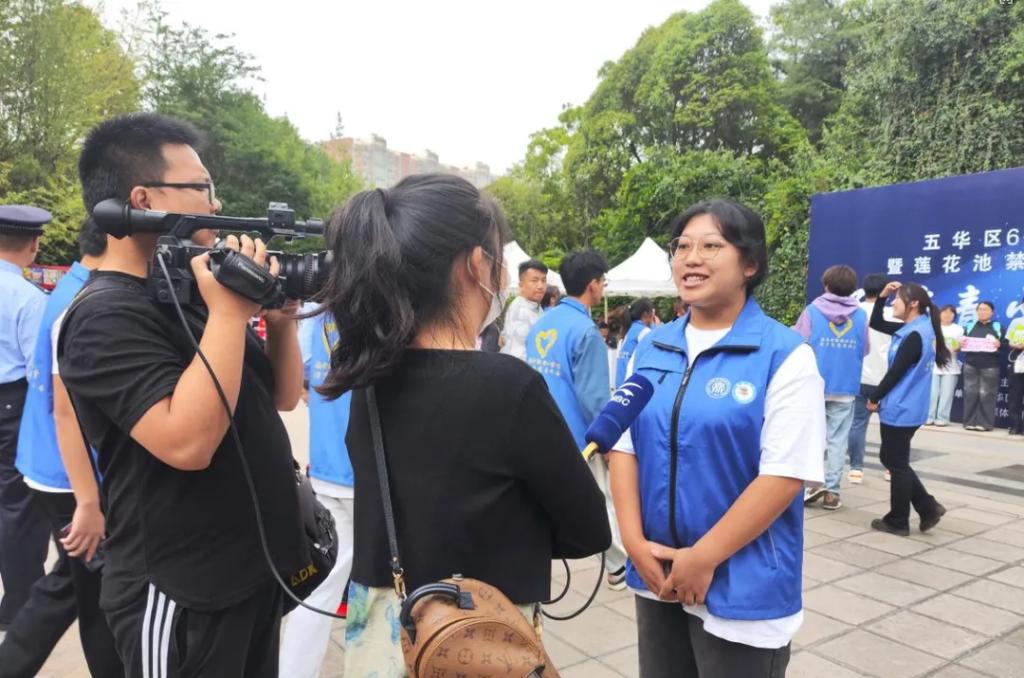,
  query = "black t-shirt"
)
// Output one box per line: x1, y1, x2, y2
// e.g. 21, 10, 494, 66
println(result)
347, 349, 611, 604
965, 321, 1003, 369
58, 272, 305, 611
